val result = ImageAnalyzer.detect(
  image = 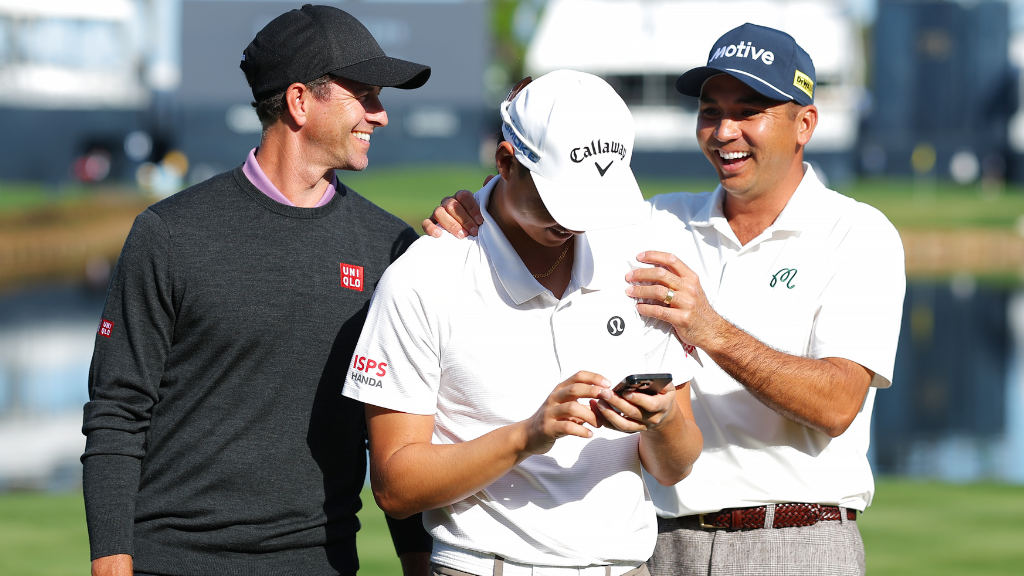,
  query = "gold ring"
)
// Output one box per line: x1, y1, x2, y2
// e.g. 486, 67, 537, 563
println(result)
664, 289, 675, 305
